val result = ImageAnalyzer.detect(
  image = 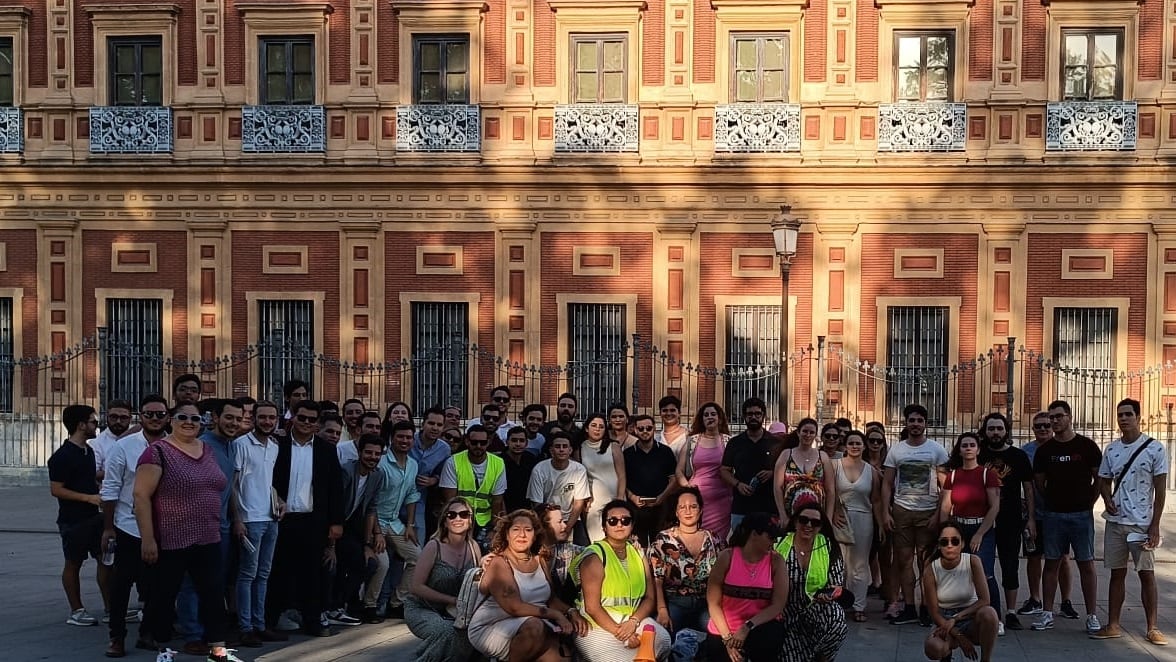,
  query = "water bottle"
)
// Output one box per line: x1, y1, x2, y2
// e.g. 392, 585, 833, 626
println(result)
1021, 527, 1036, 555
748, 476, 762, 491
101, 537, 116, 566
